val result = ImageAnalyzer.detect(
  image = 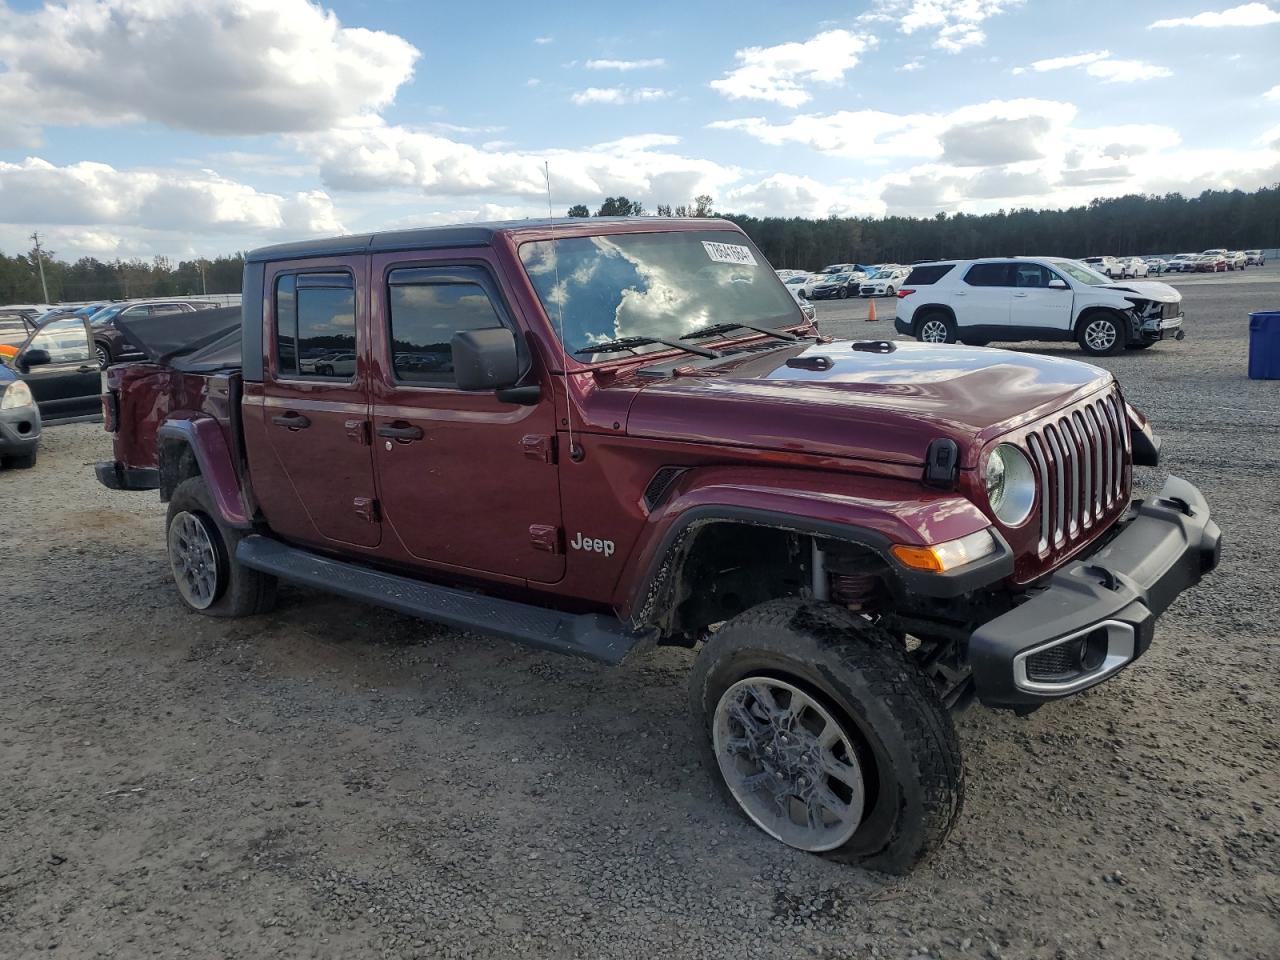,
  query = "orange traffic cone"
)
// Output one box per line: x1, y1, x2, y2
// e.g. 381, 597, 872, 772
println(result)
866, 297, 878, 322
